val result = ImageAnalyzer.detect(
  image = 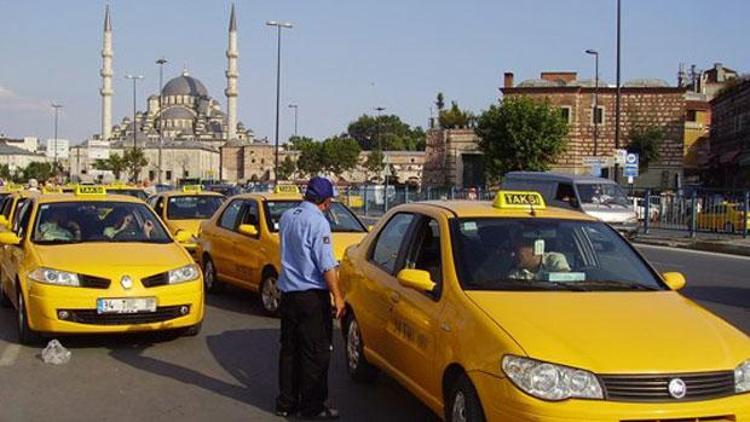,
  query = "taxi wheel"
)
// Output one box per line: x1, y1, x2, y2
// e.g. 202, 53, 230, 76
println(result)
260, 273, 281, 317
17, 289, 42, 345
181, 322, 202, 337
202, 257, 223, 293
343, 313, 379, 382
446, 374, 485, 422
